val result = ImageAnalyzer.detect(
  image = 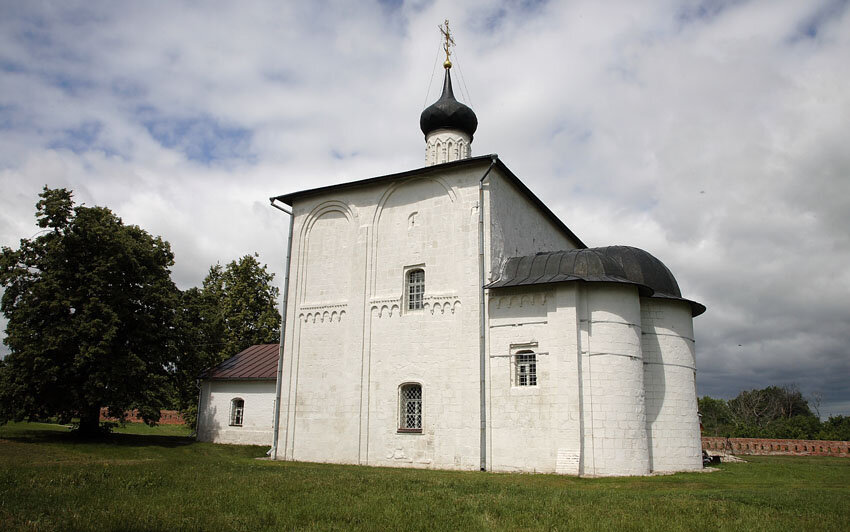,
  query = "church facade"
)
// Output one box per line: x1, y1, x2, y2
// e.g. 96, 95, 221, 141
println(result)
264, 63, 705, 476
199, 60, 705, 476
